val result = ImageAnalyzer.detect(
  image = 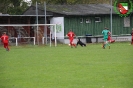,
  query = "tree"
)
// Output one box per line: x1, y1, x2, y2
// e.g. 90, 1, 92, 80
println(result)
0, 0, 29, 15
0, 0, 10, 14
